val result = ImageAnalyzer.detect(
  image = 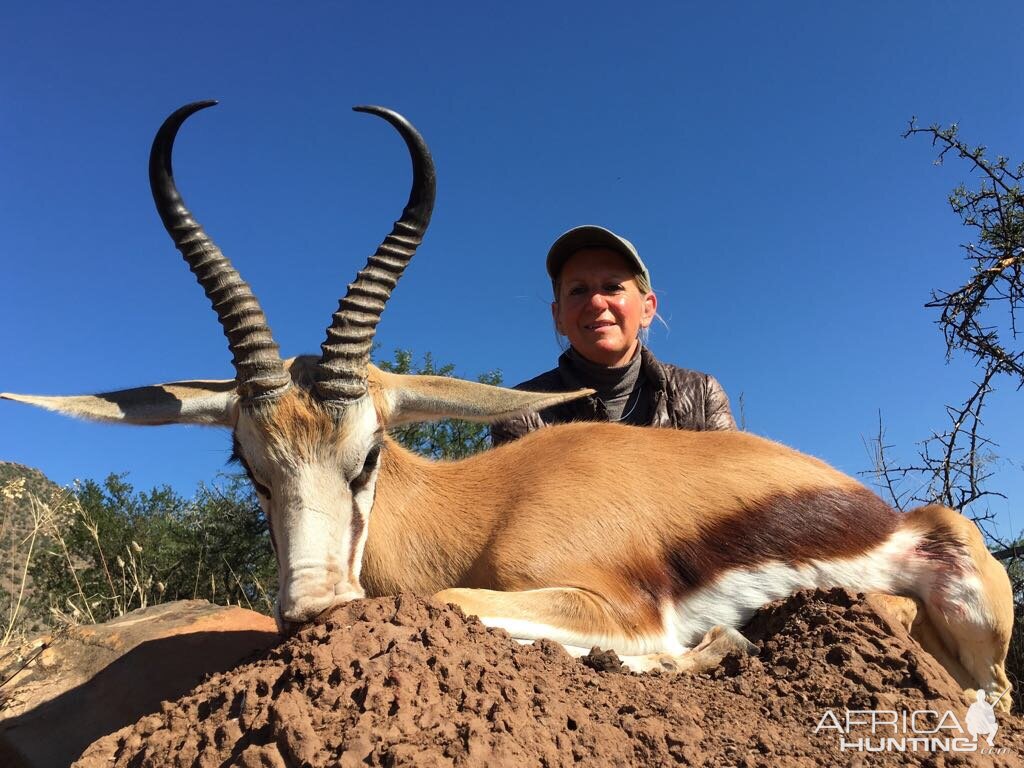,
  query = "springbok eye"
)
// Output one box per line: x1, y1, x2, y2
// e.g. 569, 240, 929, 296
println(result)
230, 438, 272, 499
251, 478, 272, 499
350, 444, 382, 491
